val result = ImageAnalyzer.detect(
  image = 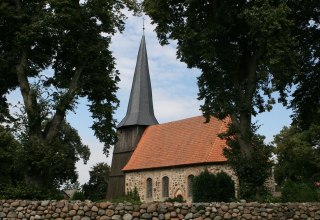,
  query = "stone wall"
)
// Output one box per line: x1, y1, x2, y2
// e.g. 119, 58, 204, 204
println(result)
125, 164, 238, 202
1, 200, 320, 220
